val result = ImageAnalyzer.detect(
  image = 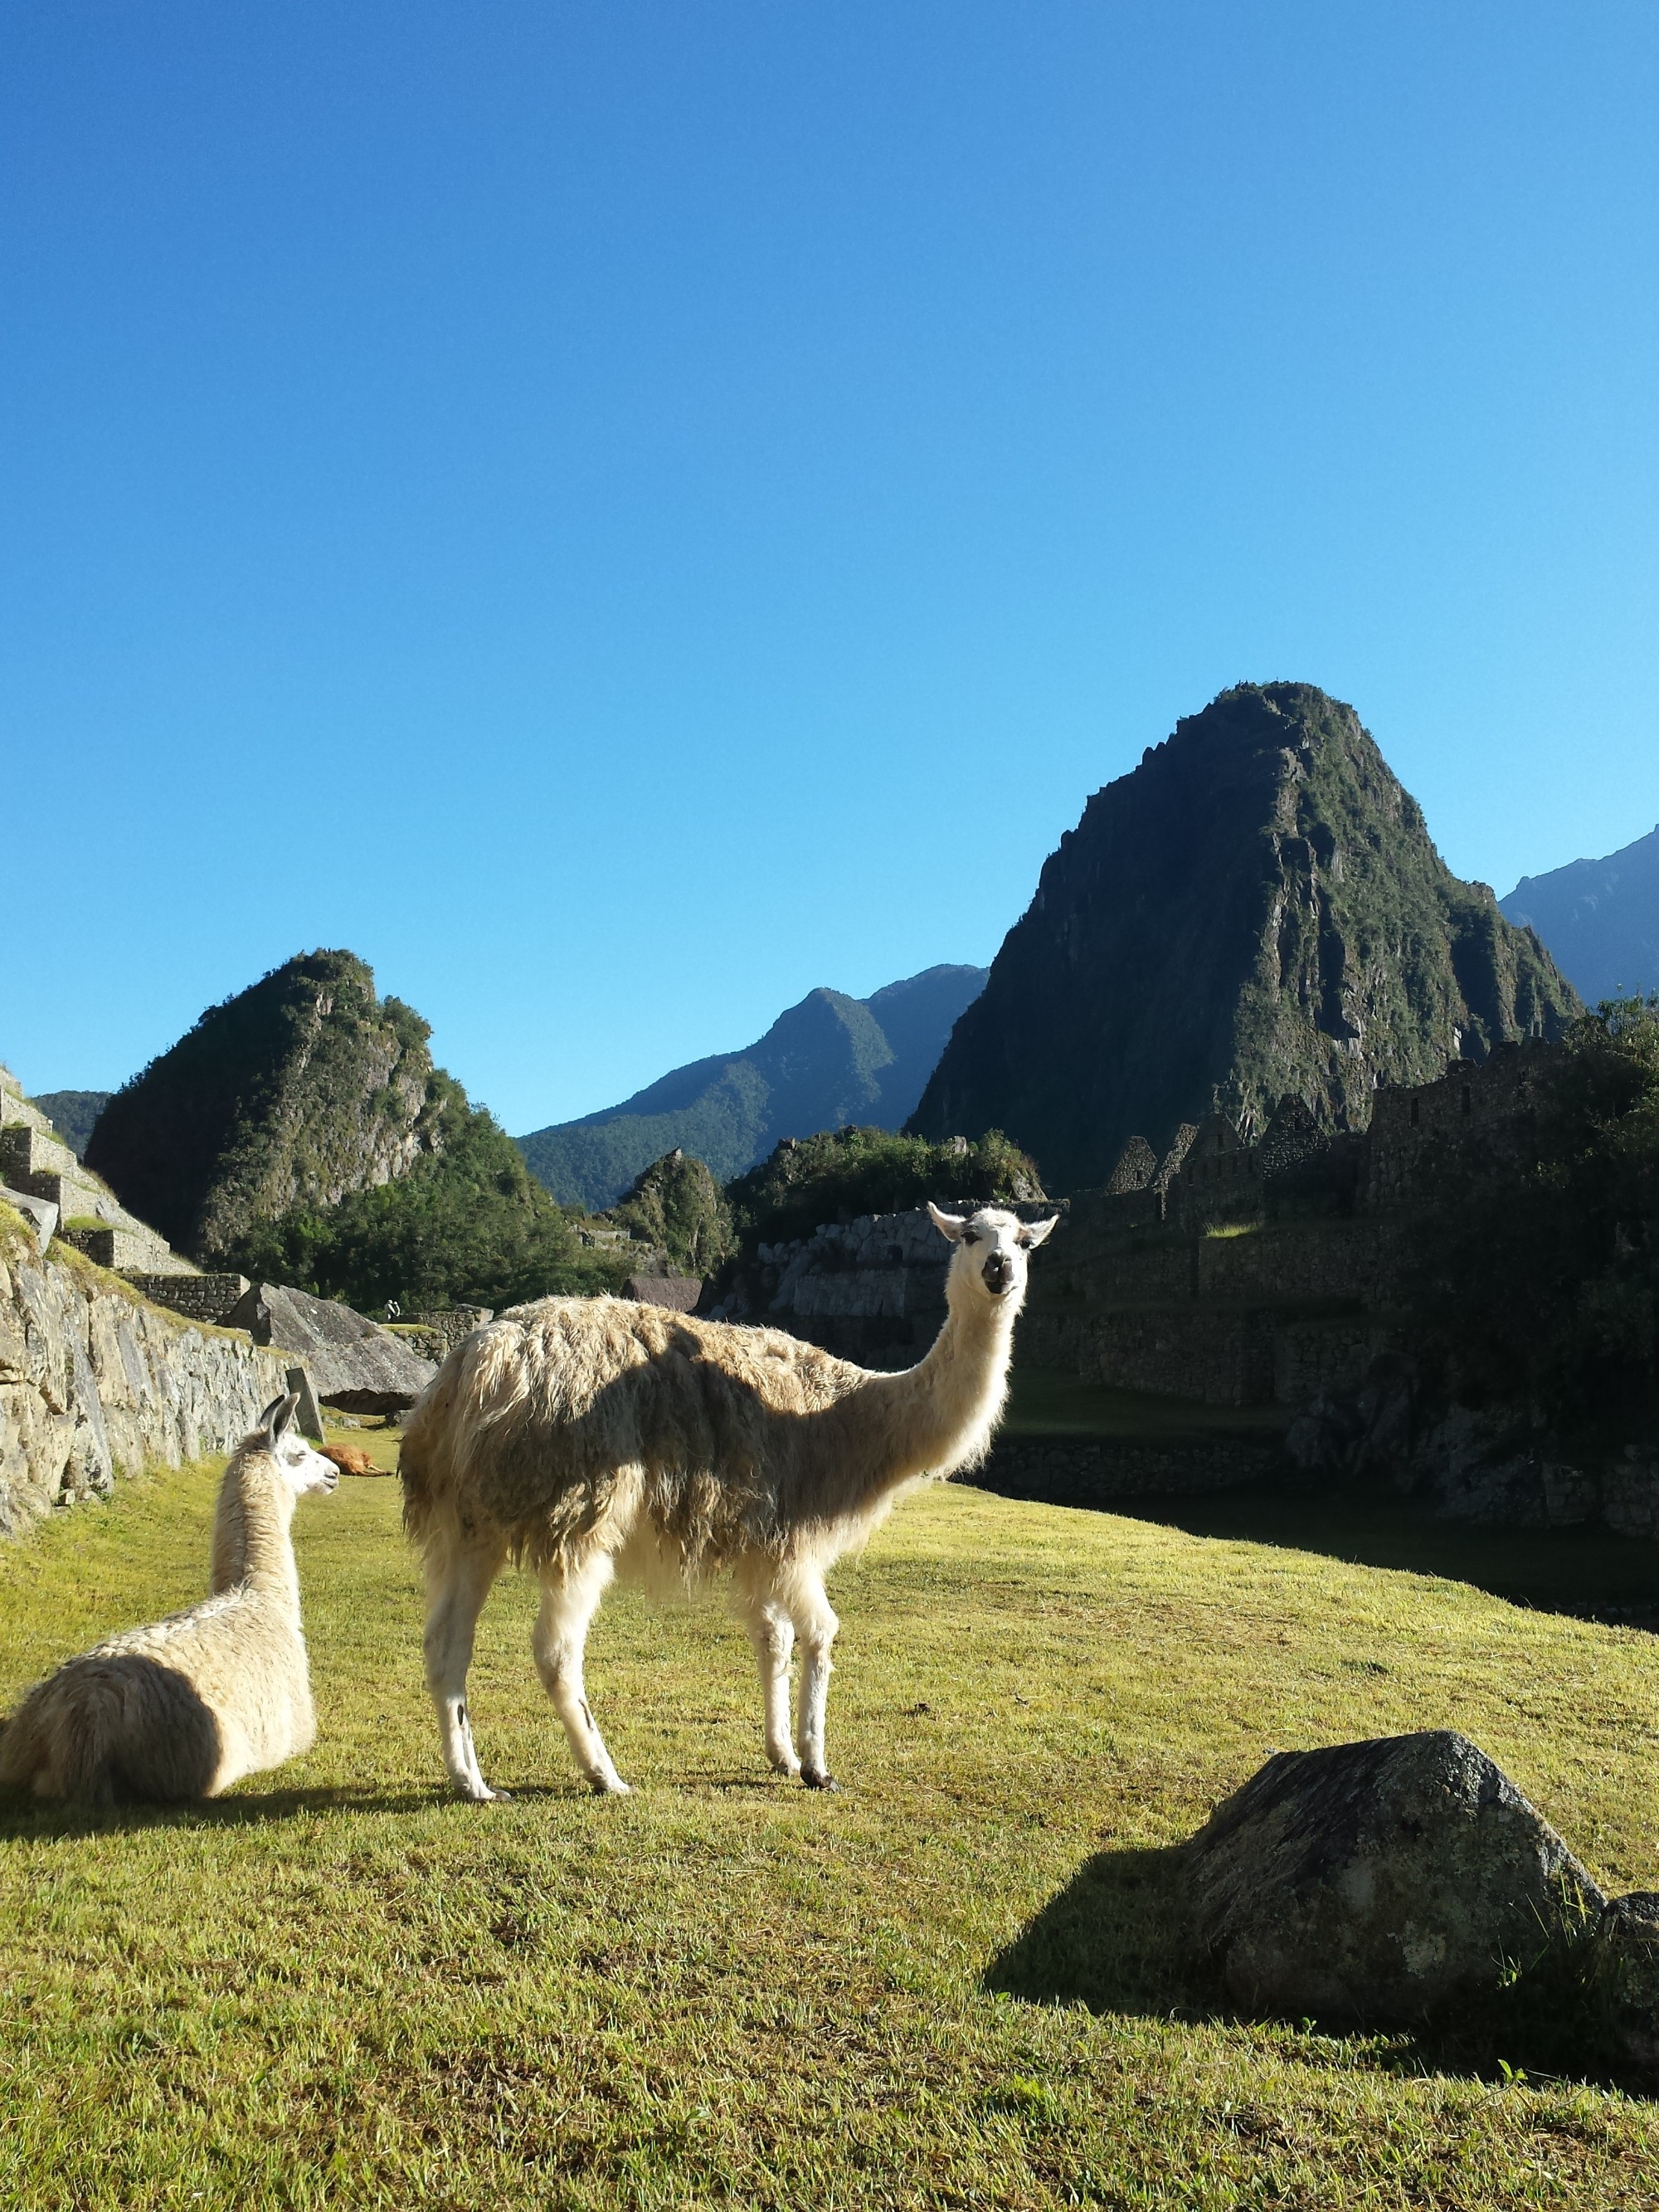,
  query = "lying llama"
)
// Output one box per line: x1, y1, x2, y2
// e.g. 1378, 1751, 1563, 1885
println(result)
400, 1202, 1058, 1798
0, 1394, 338, 1804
